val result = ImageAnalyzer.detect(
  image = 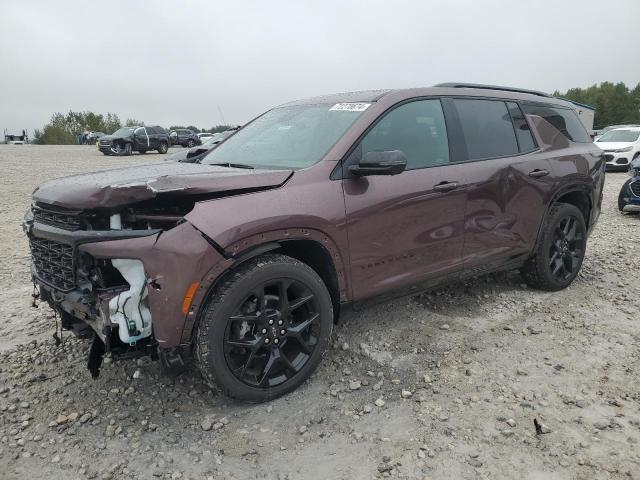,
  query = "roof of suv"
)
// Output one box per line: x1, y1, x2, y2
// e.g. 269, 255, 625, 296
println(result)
282, 83, 573, 109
